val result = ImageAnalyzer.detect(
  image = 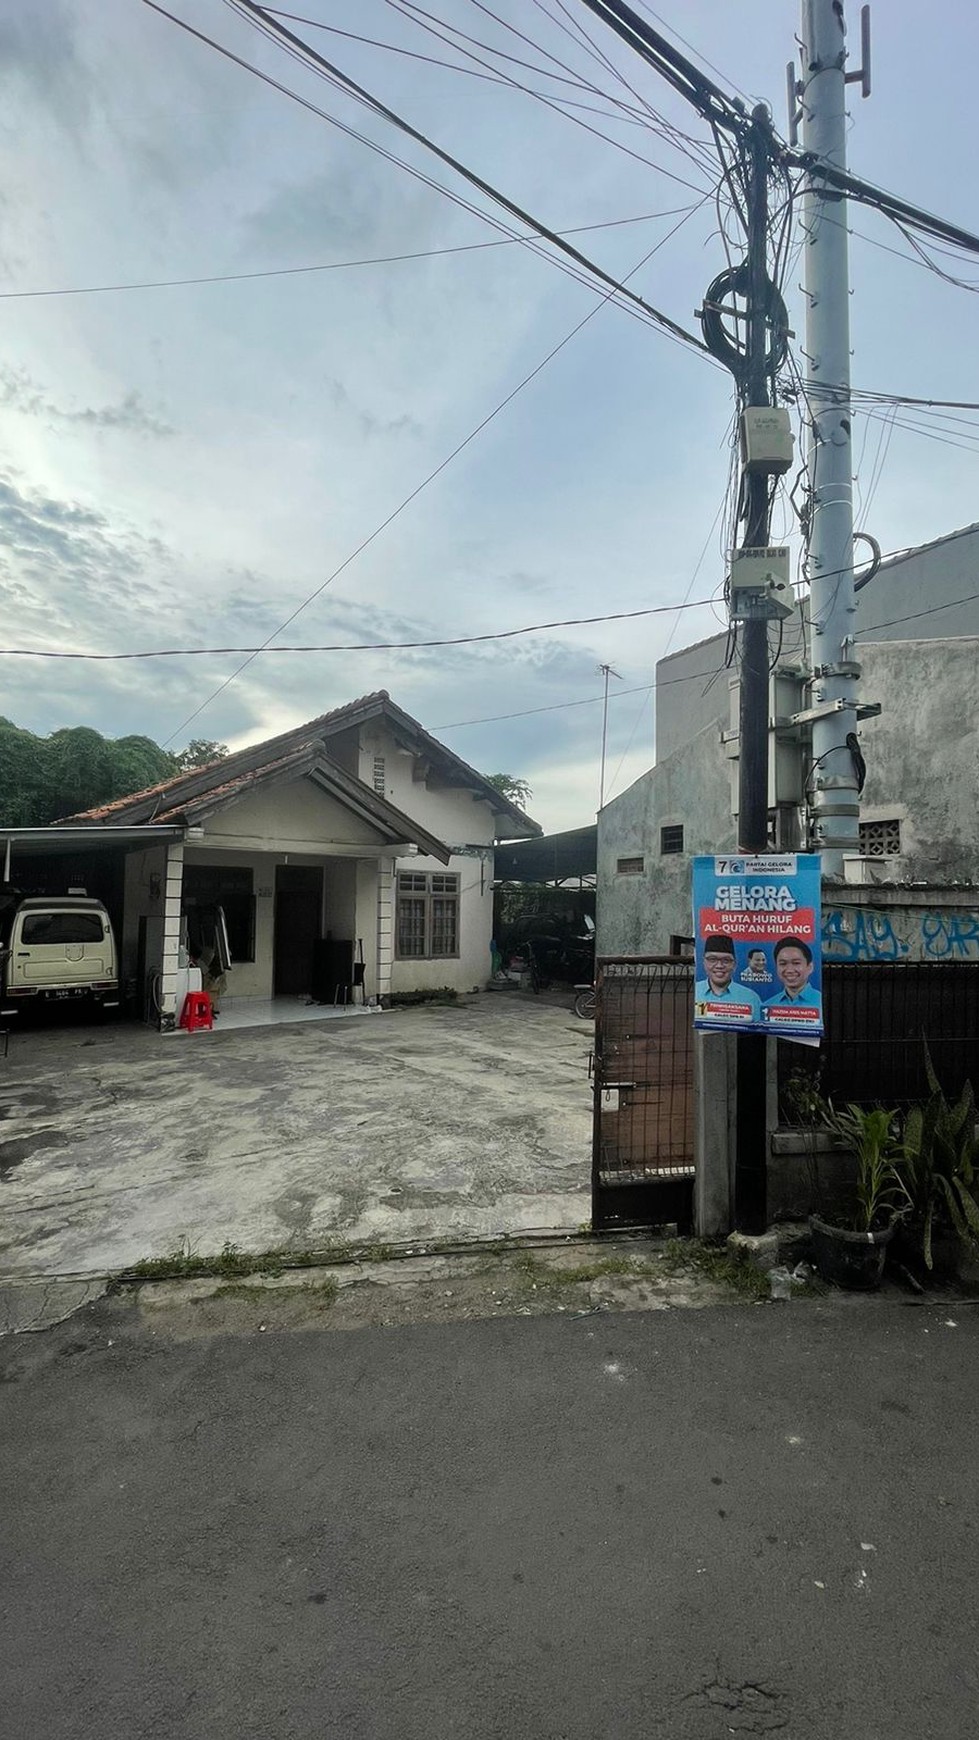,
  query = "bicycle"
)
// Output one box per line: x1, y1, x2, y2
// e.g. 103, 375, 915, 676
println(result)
573, 983, 596, 1020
